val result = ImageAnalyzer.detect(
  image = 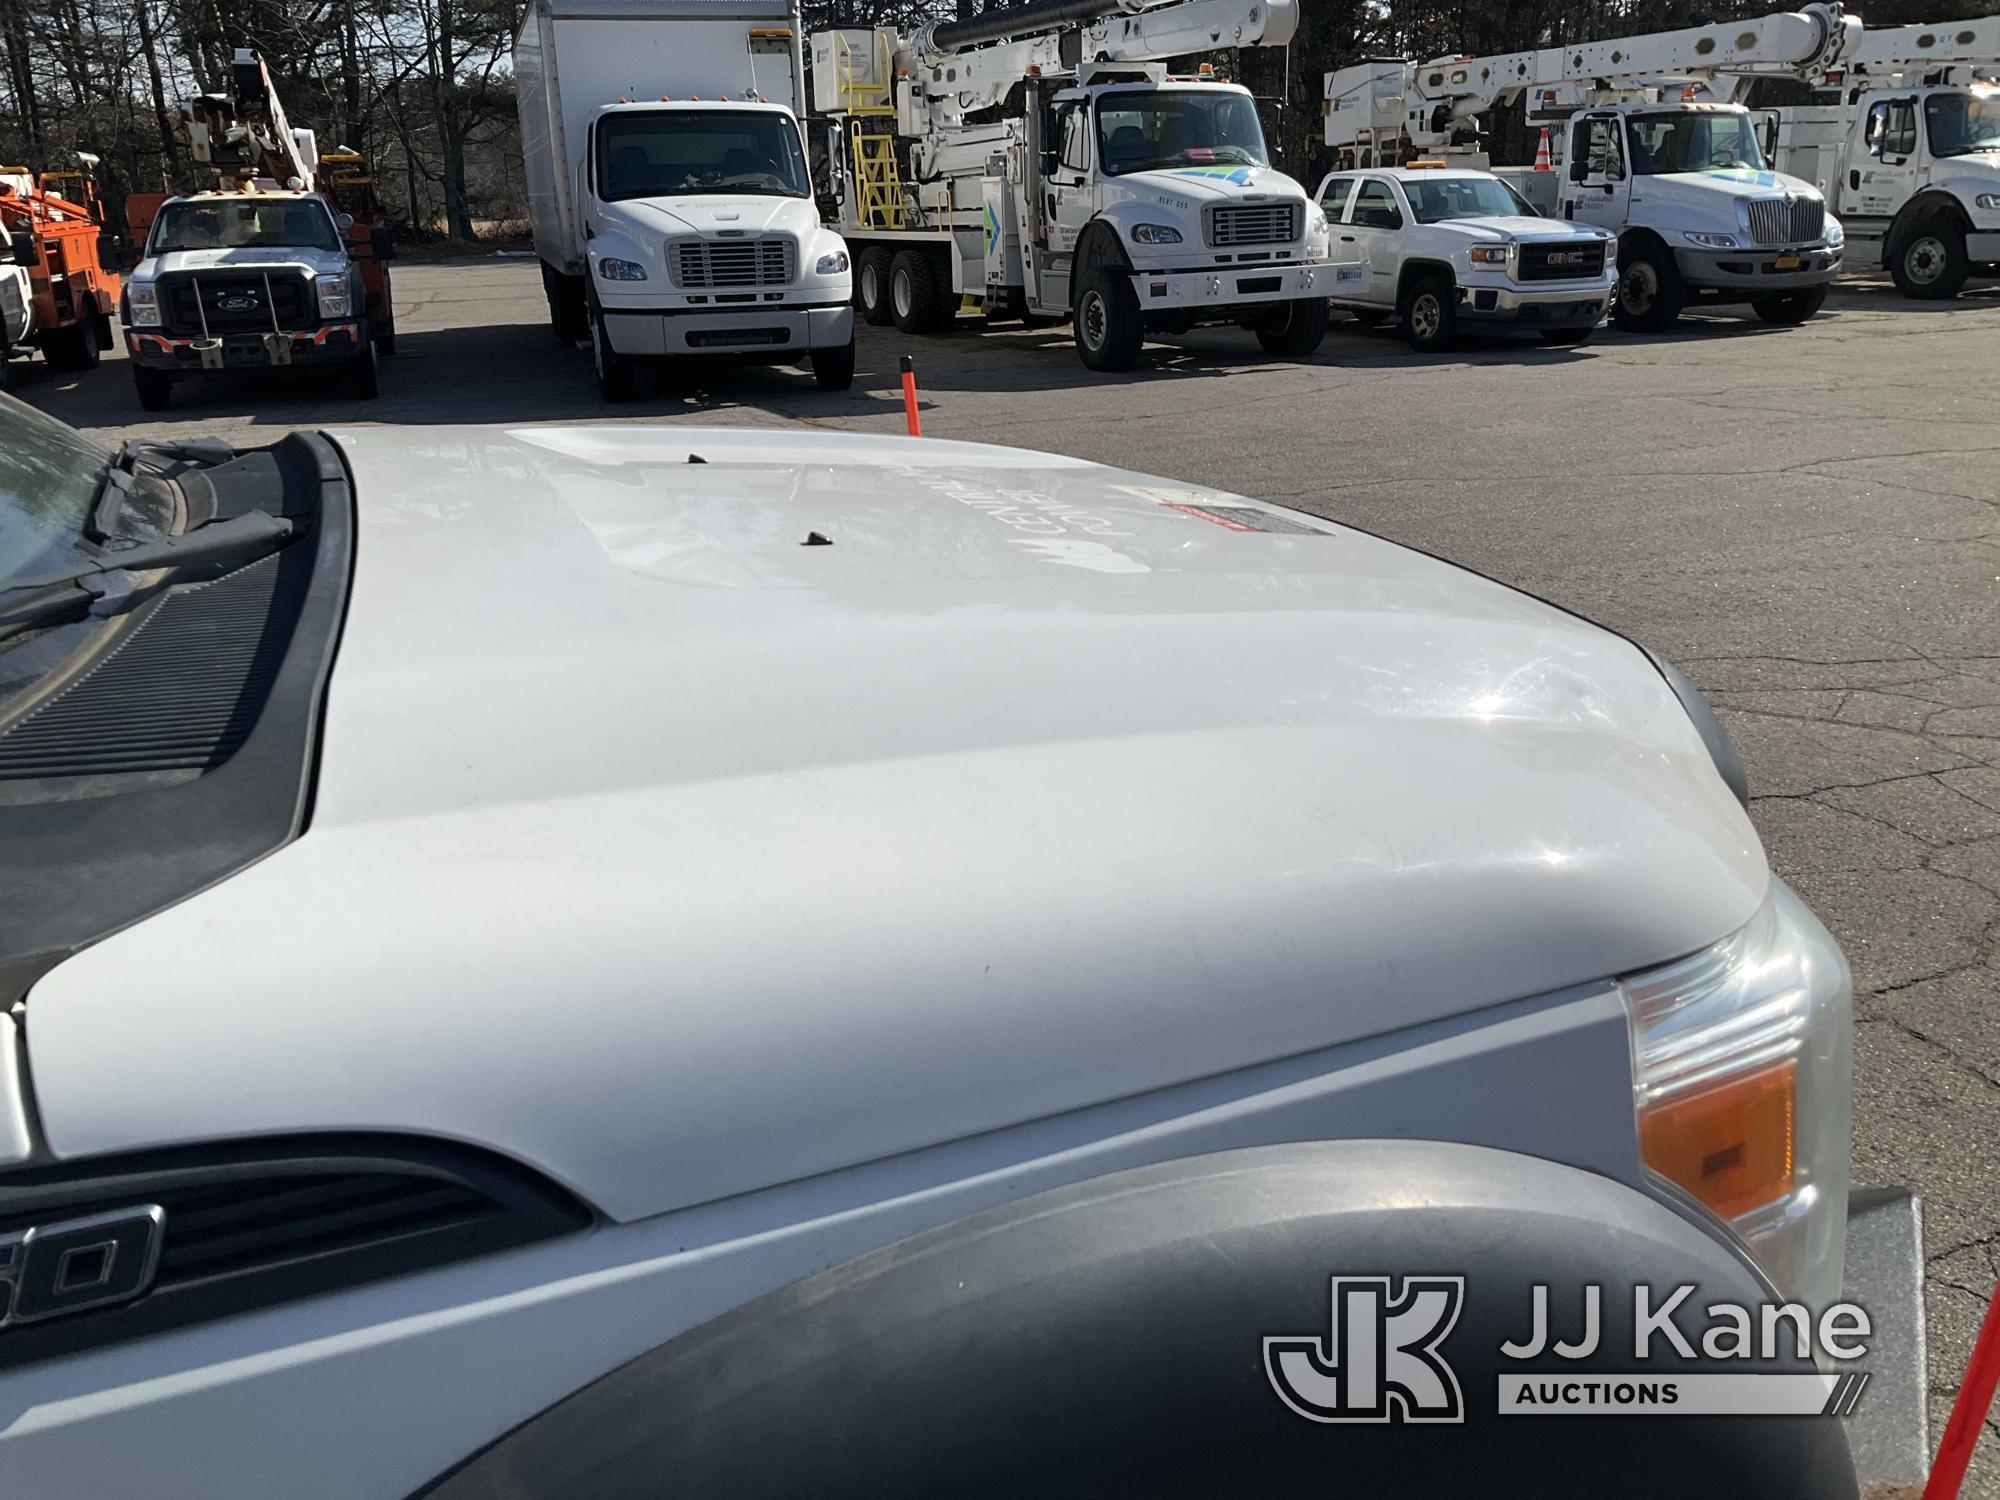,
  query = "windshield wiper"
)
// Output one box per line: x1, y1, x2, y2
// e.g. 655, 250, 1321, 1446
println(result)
0, 510, 296, 646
